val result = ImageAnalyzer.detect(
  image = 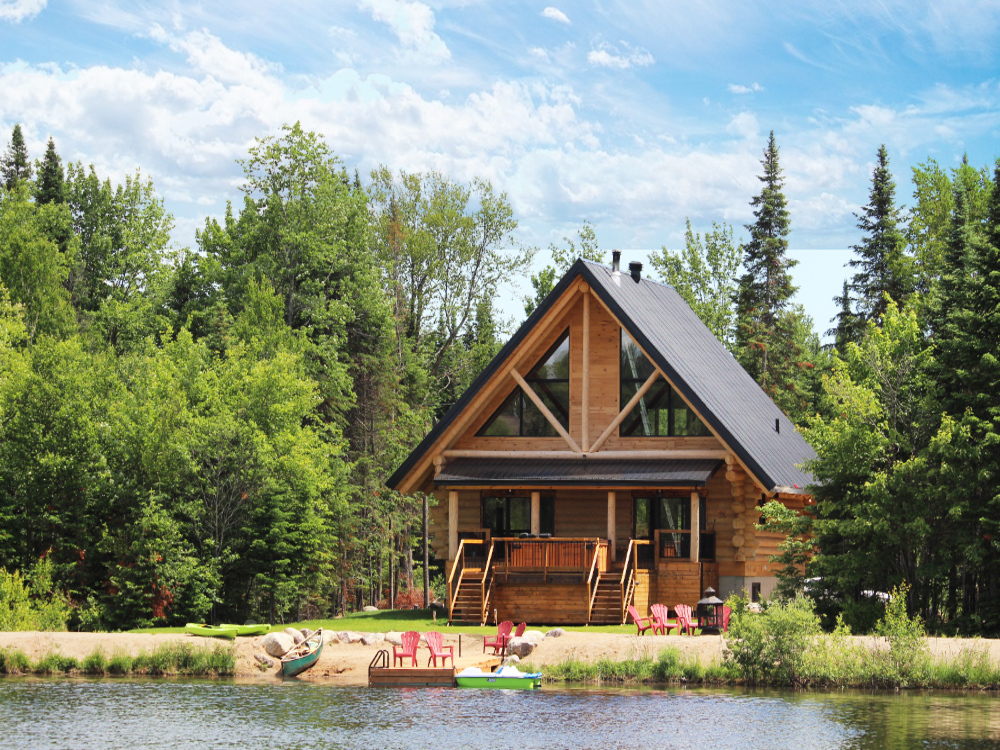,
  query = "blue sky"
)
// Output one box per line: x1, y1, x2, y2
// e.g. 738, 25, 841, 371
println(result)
3, 1, 1000, 337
